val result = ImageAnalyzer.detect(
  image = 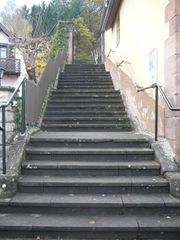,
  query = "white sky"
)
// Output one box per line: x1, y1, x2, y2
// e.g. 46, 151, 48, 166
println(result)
0, 0, 51, 10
